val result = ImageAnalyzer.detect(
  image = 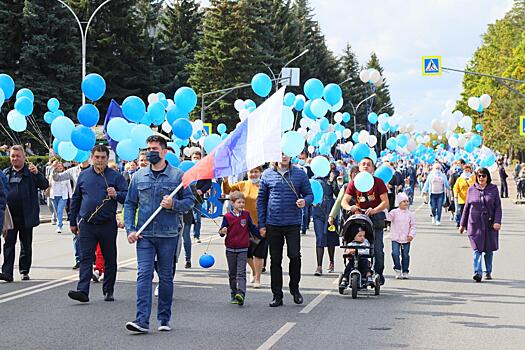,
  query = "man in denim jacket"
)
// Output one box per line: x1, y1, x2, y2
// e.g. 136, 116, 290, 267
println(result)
124, 135, 193, 334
